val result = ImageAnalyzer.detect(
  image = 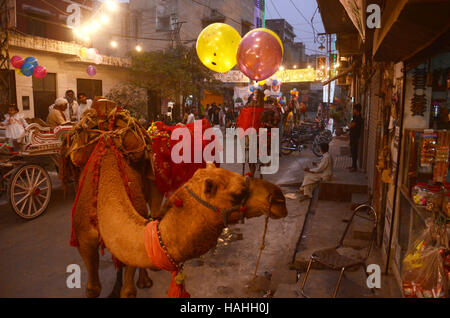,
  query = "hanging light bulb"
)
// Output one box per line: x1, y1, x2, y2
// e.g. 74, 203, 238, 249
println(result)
100, 15, 110, 24
135, 45, 142, 52
105, 0, 118, 11
111, 40, 118, 48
